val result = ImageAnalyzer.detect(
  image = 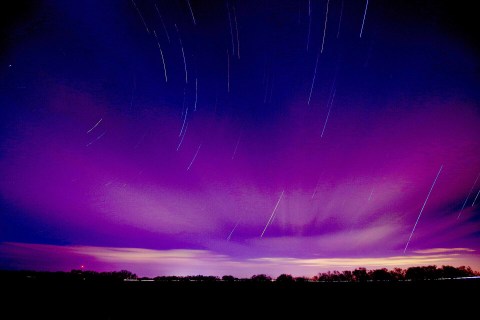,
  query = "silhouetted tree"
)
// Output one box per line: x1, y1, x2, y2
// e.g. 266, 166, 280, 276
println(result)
405, 266, 440, 281
424, 265, 440, 280
251, 274, 272, 282
185, 275, 219, 282
390, 268, 406, 281
440, 265, 475, 279
370, 268, 393, 281
114, 270, 137, 280
353, 268, 369, 282
406, 267, 425, 281
276, 274, 295, 283
317, 271, 333, 282
222, 275, 236, 282
294, 276, 309, 283
342, 270, 354, 282
457, 266, 477, 276
331, 271, 342, 282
